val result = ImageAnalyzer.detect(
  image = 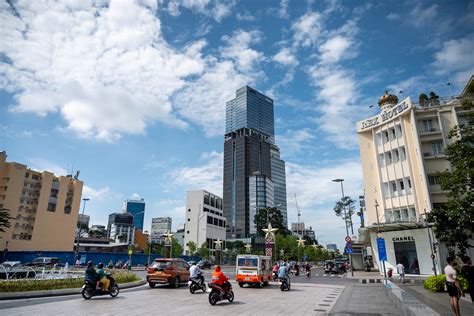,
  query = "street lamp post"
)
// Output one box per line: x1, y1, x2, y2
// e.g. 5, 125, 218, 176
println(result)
75, 198, 90, 261
332, 179, 354, 276
374, 200, 387, 279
